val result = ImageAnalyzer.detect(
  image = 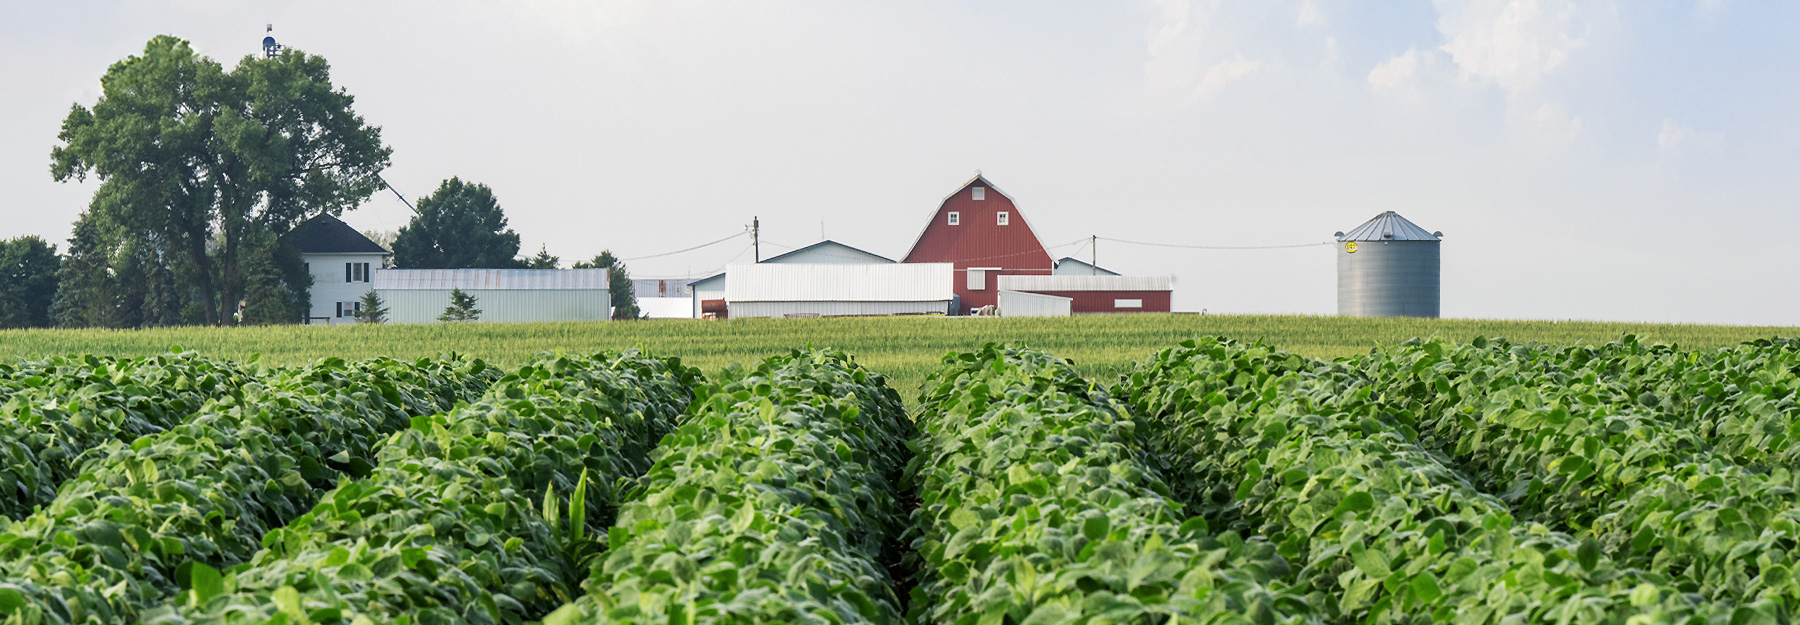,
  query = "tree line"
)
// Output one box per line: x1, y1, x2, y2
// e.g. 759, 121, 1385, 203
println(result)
2, 36, 638, 330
